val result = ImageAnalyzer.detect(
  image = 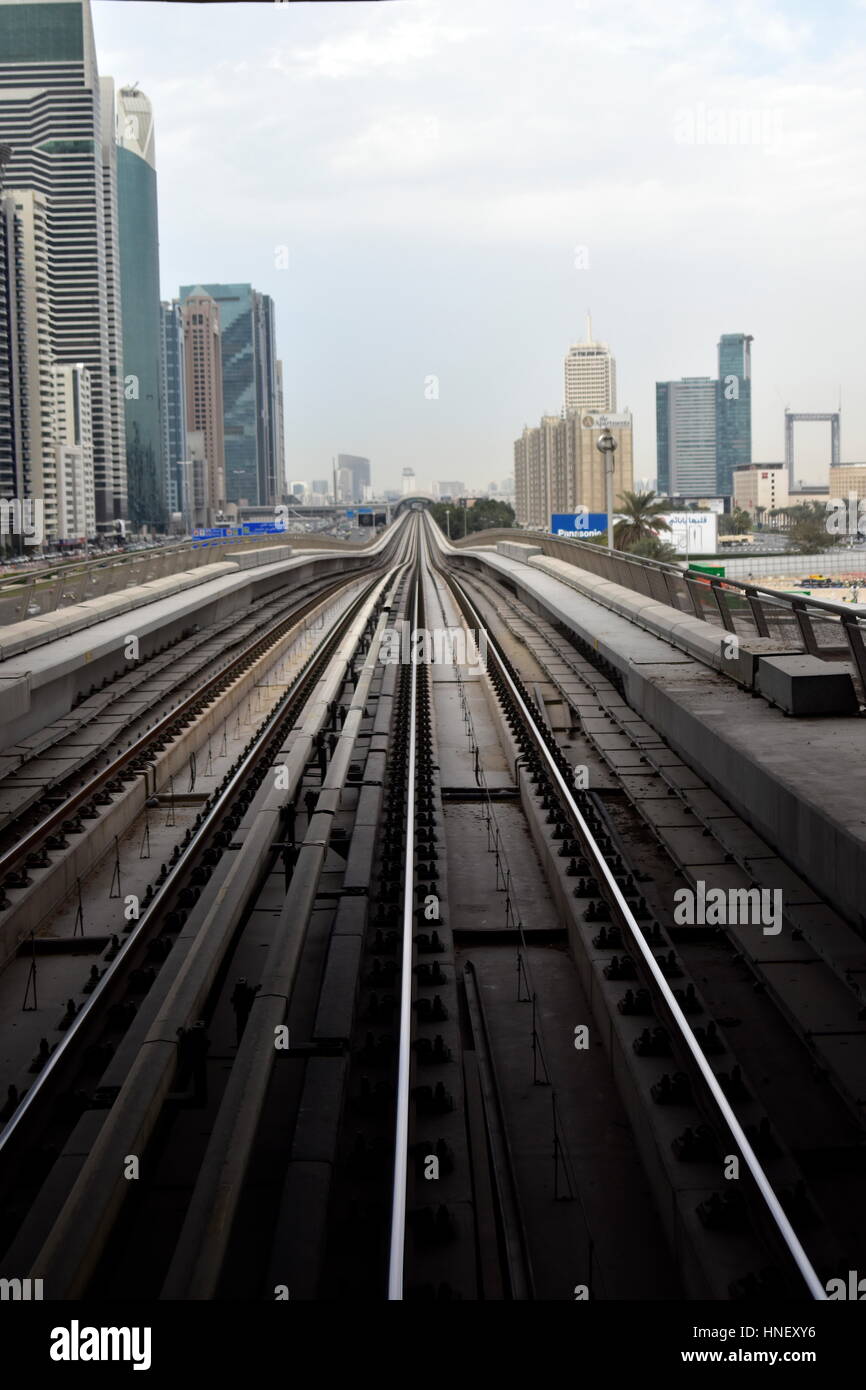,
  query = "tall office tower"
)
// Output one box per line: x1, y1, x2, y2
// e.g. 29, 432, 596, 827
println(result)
275, 359, 286, 501
312, 478, 328, 496
4, 189, 57, 537
99, 76, 126, 524
0, 151, 23, 511
181, 288, 225, 525
401, 466, 416, 496
53, 360, 95, 538
715, 332, 752, 495
179, 283, 281, 507
160, 299, 187, 517
656, 378, 717, 496
116, 85, 164, 531
564, 314, 617, 413
0, 0, 127, 531
252, 291, 278, 506
337, 453, 371, 503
